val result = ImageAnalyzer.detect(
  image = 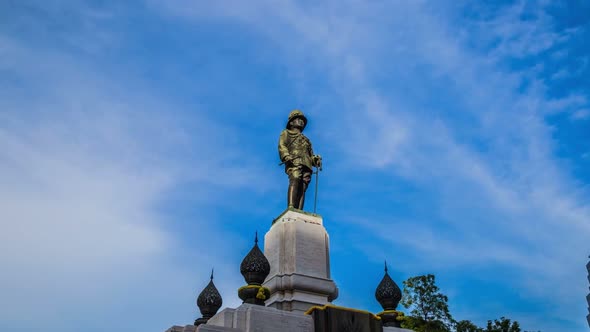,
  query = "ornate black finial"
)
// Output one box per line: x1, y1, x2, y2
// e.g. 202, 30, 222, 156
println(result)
194, 271, 223, 326
238, 233, 271, 305
375, 263, 403, 327
240, 233, 270, 285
